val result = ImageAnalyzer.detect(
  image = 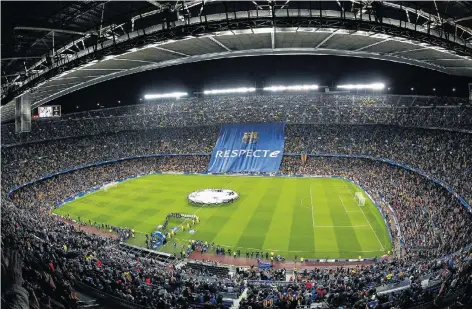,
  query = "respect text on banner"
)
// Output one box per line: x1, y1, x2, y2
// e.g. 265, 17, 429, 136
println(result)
207, 123, 285, 173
